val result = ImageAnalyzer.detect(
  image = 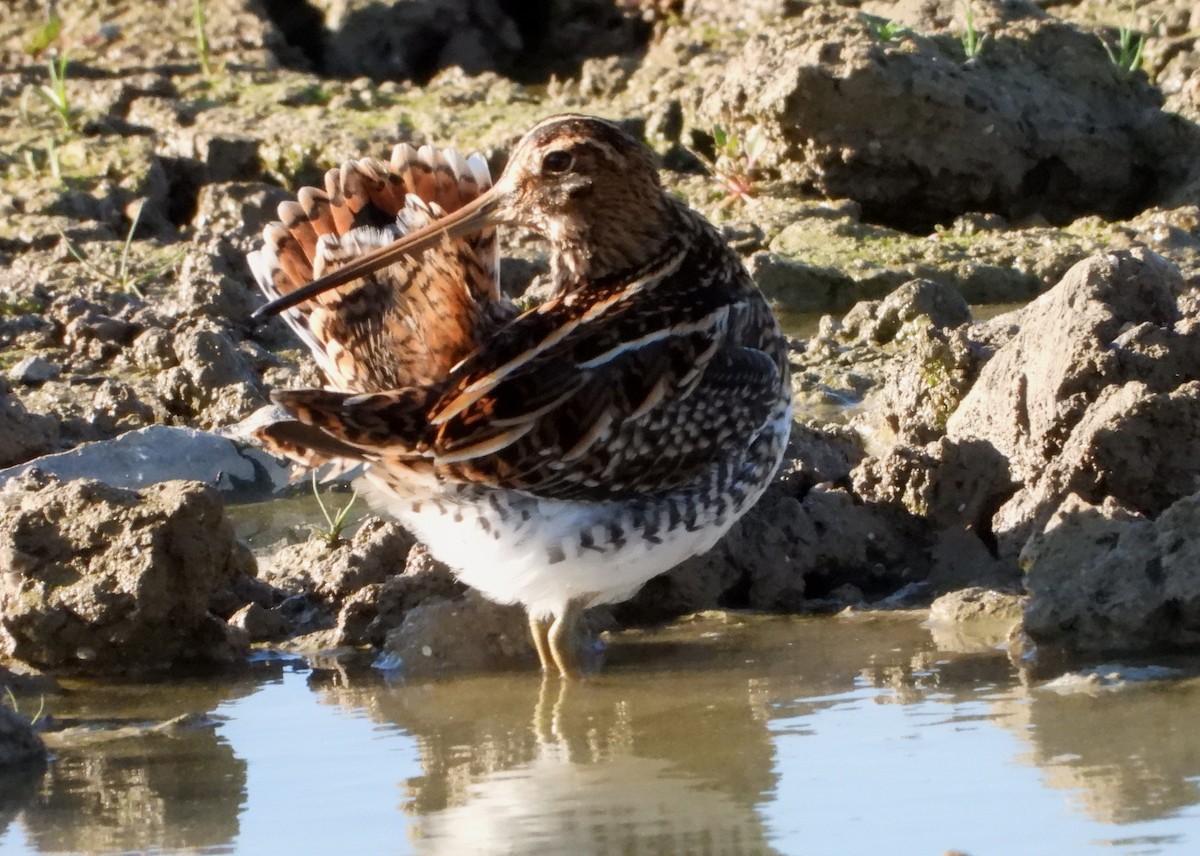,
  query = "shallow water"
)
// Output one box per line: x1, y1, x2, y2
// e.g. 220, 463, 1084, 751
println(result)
3, 612, 1200, 855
